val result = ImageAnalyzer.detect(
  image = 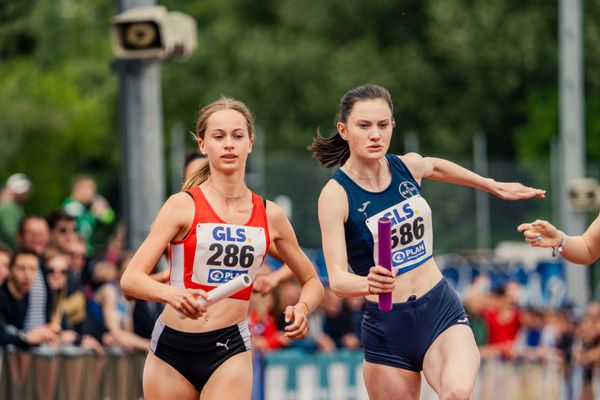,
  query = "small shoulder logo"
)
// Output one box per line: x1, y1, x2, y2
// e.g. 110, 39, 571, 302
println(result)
357, 201, 370, 213
456, 317, 469, 324
399, 181, 418, 199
